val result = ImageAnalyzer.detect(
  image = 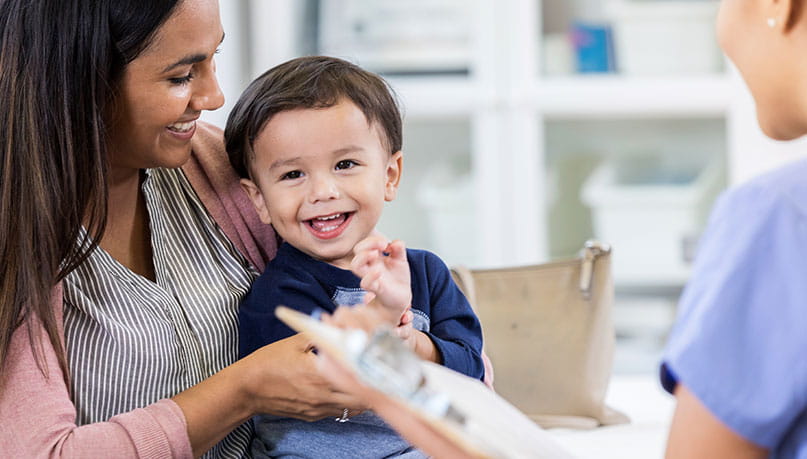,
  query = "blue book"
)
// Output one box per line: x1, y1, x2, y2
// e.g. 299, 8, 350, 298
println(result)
571, 22, 616, 73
